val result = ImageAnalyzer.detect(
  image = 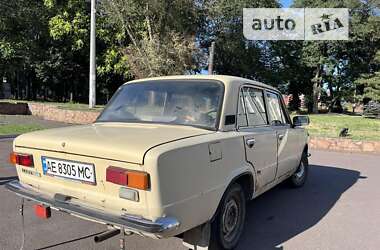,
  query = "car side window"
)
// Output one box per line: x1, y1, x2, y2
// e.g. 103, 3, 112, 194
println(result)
266, 92, 288, 125
237, 87, 268, 127
243, 87, 268, 126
